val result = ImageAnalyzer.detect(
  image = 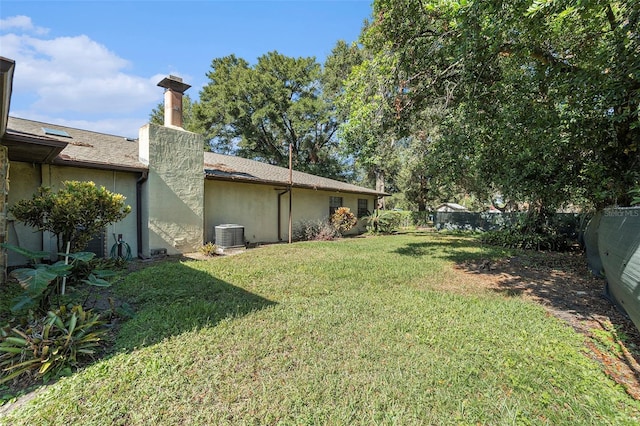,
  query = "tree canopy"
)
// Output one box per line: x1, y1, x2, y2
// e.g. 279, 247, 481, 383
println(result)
343, 0, 639, 211
193, 51, 349, 179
